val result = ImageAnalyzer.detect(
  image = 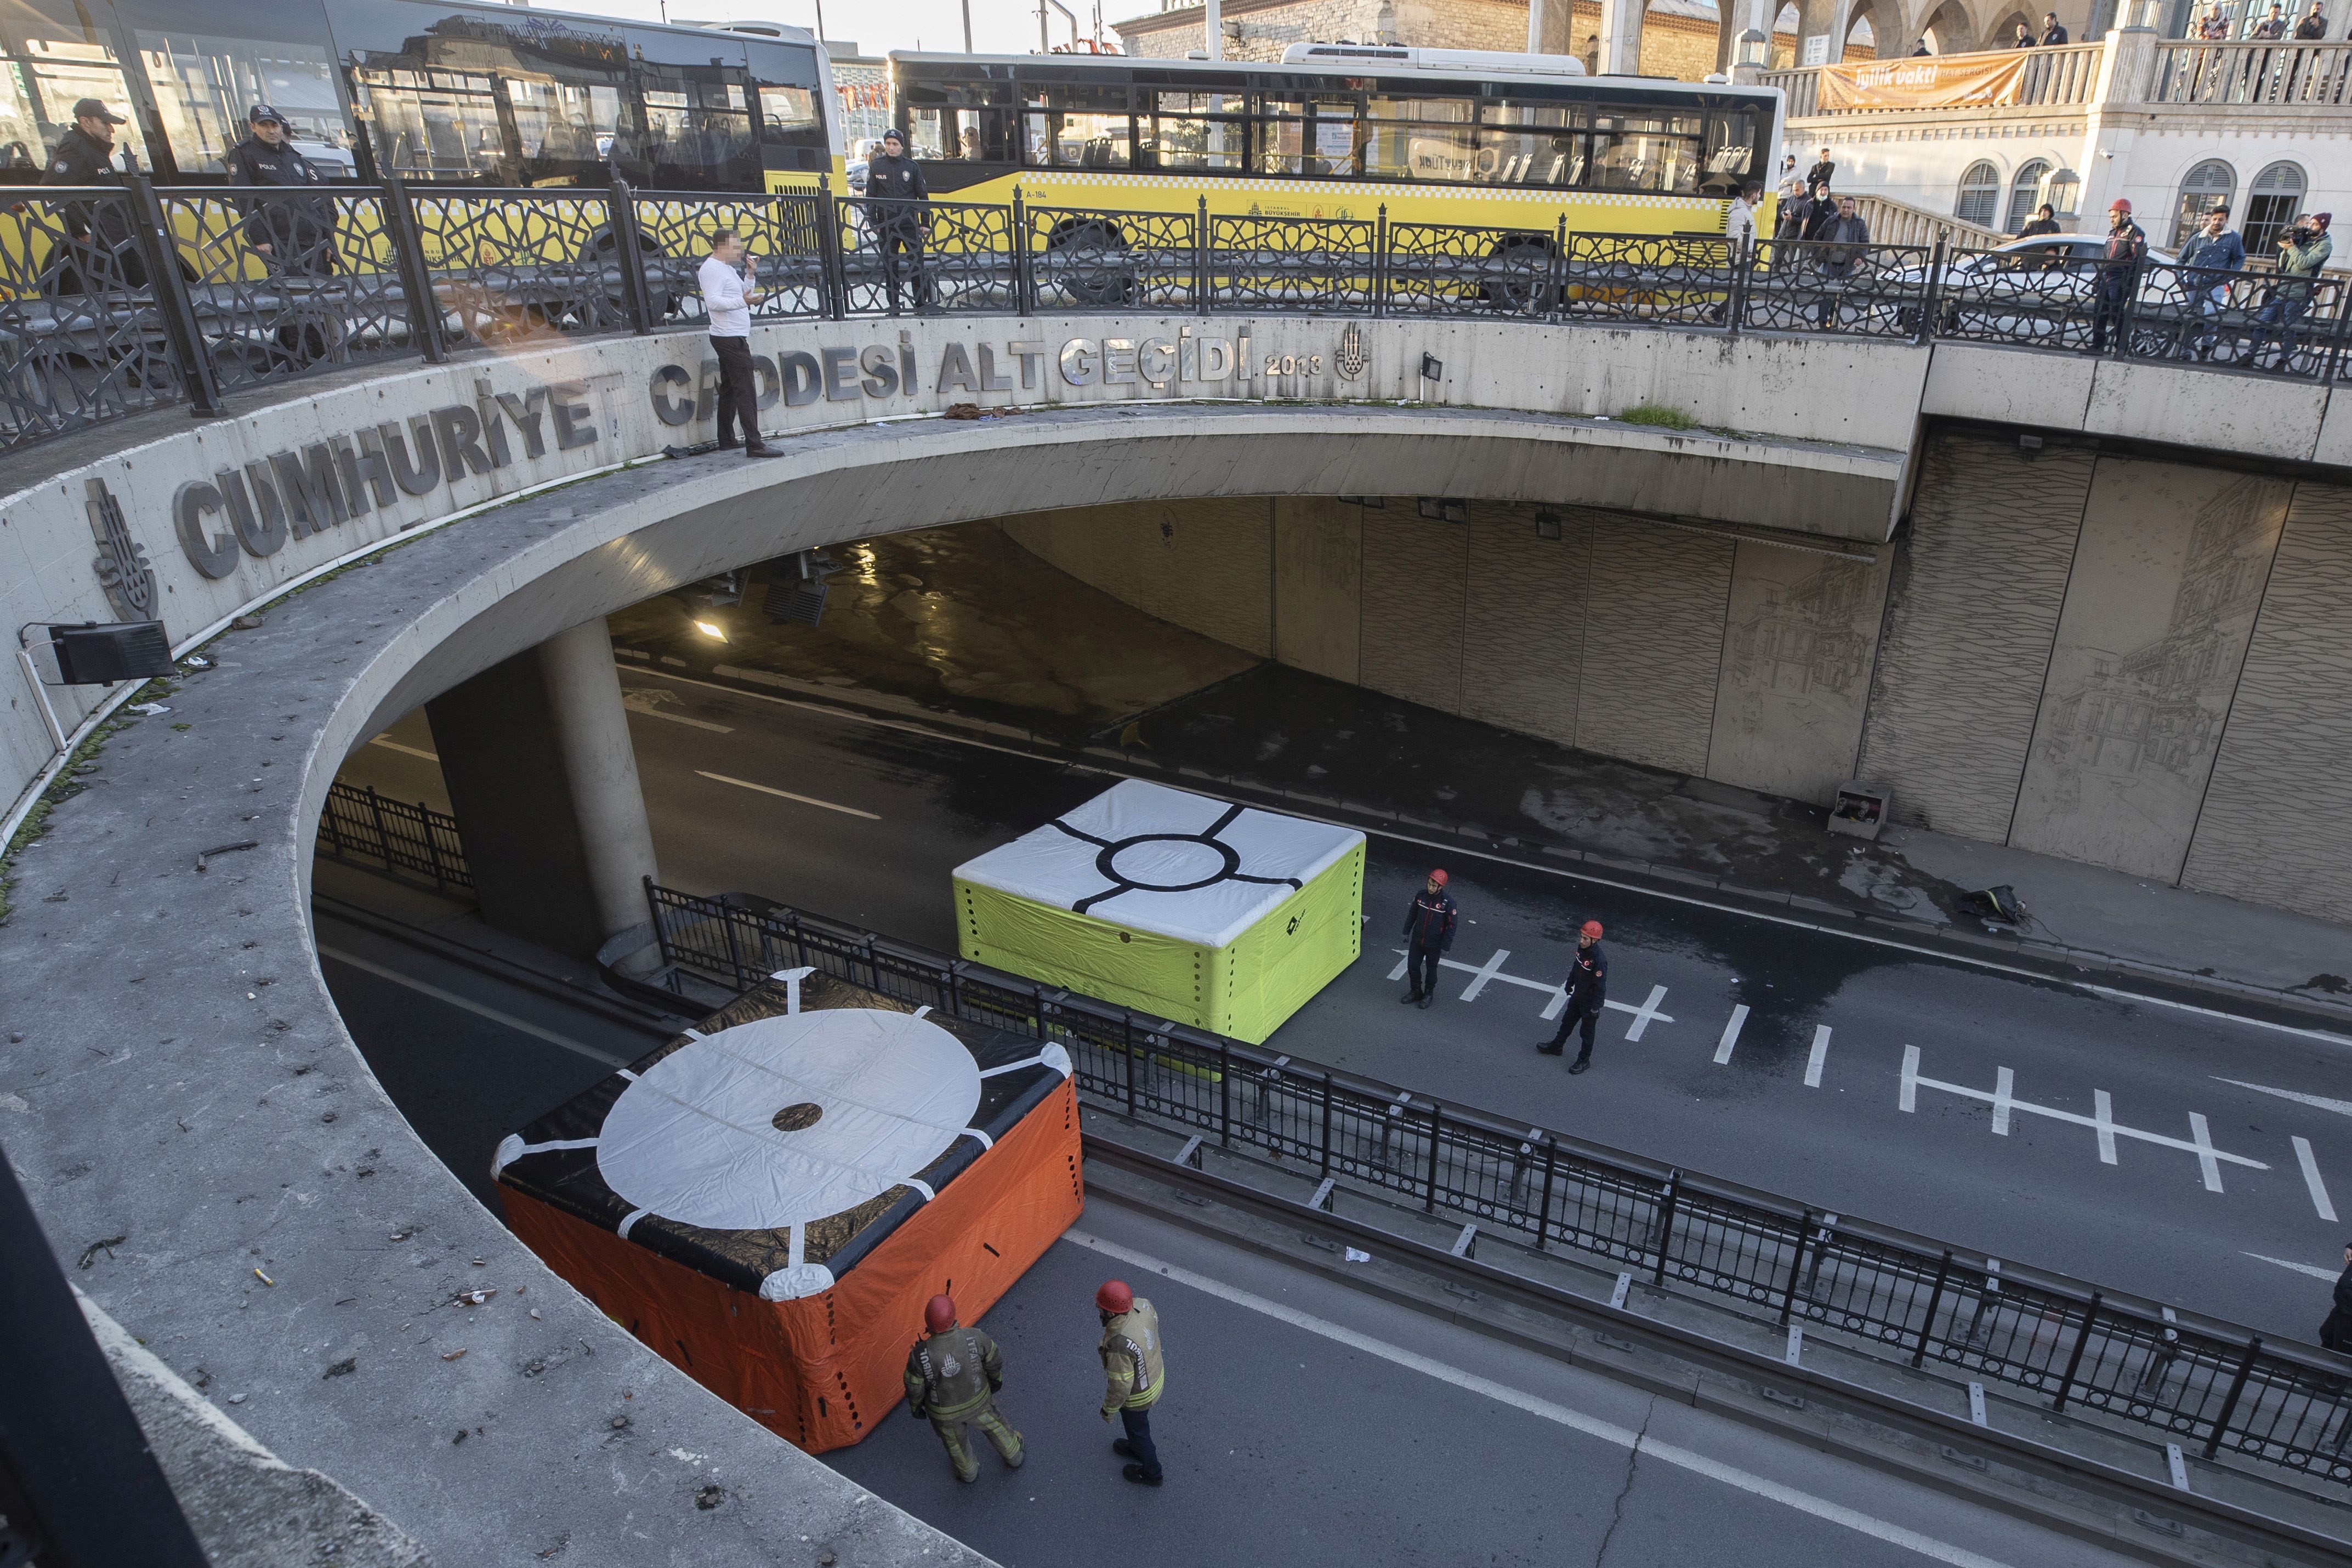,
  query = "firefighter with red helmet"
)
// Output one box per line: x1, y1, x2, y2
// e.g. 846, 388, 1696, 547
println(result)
1538, 919, 1610, 1073
903, 1293, 1024, 1482
1094, 1279, 1167, 1486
